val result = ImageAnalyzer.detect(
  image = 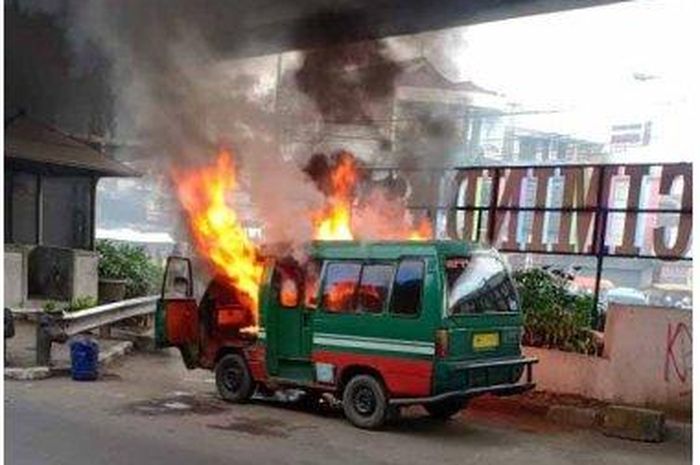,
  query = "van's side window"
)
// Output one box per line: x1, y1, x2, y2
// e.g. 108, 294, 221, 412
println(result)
274, 264, 301, 308
322, 262, 362, 313
389, 260, 424, 316
304, 260, 321, 309
358, 264, 394, 313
